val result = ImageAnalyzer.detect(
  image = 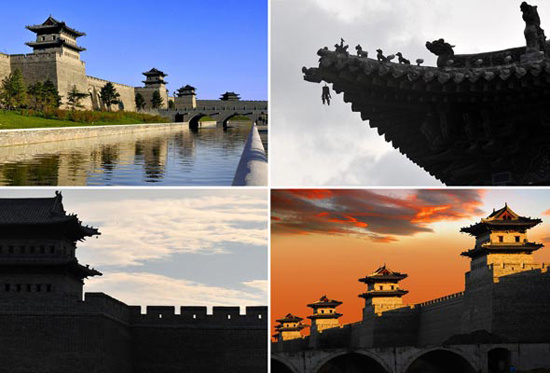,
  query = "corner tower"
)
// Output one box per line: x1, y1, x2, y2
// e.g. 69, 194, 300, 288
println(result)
12, 16, 90, 109
359, 265, 408, 317
274, 313, 307, 341
307, 295, 342, 332
460, 204, 543, 279
0, 192, 101, 301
